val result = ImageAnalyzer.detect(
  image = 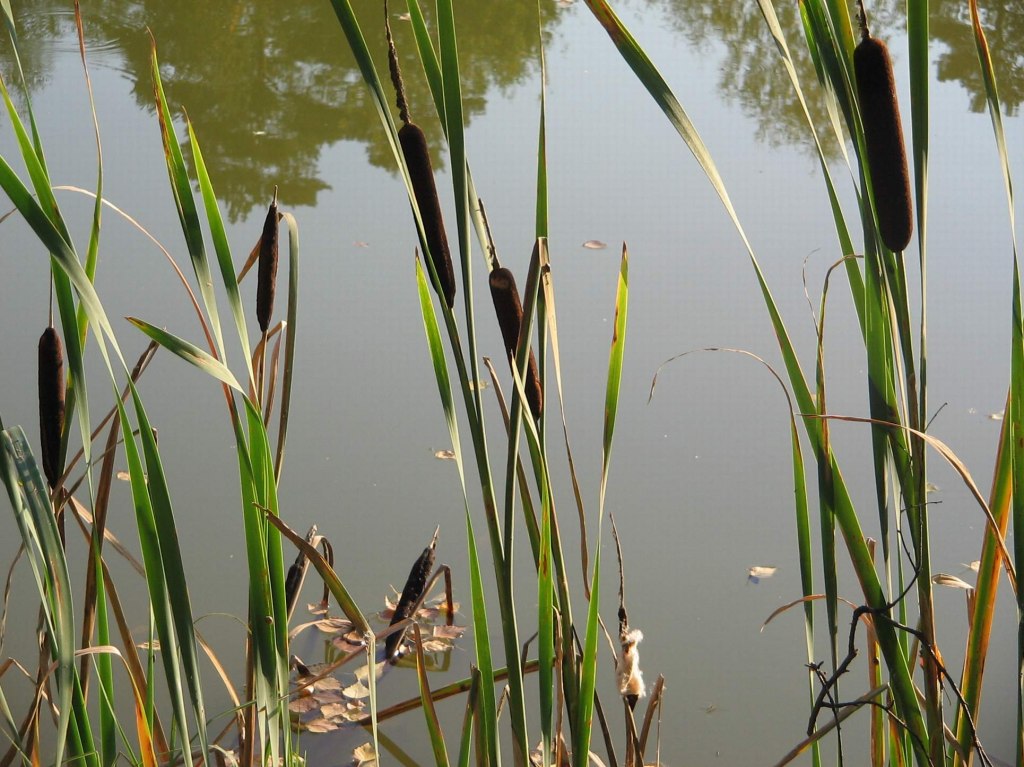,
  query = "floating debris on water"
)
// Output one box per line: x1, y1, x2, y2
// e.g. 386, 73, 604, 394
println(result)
582, 239, 607, 250
747, 565, 777, 584
351, 743, 376, 767
434, 449, 456, 460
